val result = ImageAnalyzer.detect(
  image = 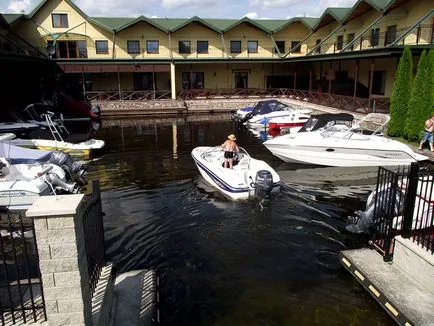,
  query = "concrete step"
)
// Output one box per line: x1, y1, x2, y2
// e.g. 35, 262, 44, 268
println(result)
340, 247, 434, 326
111, 269, 159, 326
92, 263, 114, 326
393, 236, 434, 295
